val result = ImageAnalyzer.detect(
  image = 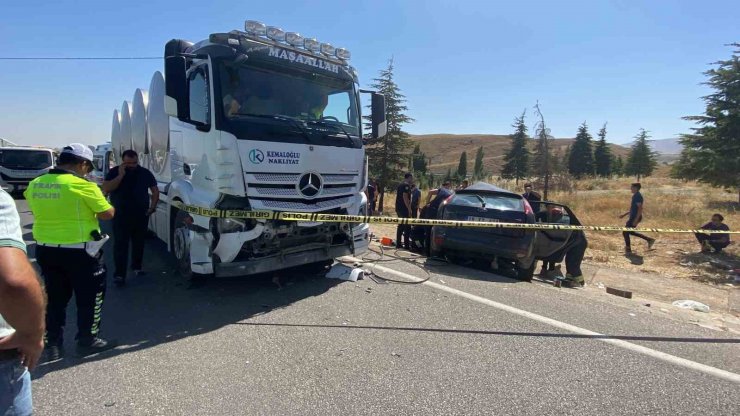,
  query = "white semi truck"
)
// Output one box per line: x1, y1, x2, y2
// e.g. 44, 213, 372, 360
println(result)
111, 20, 386, 278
